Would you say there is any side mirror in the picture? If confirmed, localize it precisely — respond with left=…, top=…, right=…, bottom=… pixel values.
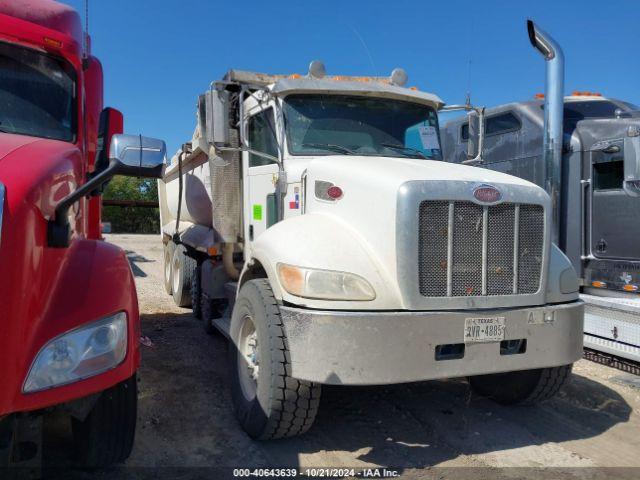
left=467, top=112, right=480, bottom=159
left=205, top=88, right=230, bottom=146
left=464, top=108, right=485, bottom=165
left=623, top=136, right=640, bottom=197
left=109, top=134, right=166, bottom=179
left=48, top=133, right=167, bottom=247
left=95, top=107, right=124, bottom=174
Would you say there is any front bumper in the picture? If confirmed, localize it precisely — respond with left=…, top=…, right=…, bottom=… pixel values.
left=280, top=301, right=584, bottom=385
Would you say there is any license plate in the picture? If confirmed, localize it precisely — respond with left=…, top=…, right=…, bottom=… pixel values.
left=464, top=316, right=506, bottom=343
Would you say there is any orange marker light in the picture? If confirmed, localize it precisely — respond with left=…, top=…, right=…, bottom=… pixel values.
left=571, top=90, right=603, bottom=97
left=278, top=264, right=305, bottom=296
left=534, top=93, right=545, bottom=99
left=43, top=37, right=63, bottom=48
left=623, top=284, right=638, bottom=292
left=591, top=281, right=607, bottom=288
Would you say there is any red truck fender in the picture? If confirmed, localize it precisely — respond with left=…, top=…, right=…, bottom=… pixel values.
left=7, top=239, right=140, bottom=414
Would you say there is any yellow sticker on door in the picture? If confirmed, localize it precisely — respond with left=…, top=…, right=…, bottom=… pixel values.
left=253, top=204, right=263, bottom=221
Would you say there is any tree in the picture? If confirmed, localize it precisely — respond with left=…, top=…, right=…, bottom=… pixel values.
left=102, top=177, right=160, bottom=233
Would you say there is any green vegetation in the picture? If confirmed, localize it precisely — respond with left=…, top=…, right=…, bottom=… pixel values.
left=102, top=177, right=160, bottom=233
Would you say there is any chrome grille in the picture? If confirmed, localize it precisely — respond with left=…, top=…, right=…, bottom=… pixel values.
left=487, top=204, right=515, bottom=295
left=518, top=204, right=545, bottom=294
left=418, top=201, right=544, bottom=297
left=418, top=201, right=449, bottom=296
left=451, top=203, right=483, bottom=296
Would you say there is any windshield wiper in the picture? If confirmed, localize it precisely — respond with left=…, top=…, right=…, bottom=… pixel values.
left=302, top=143, right=355, bottom=155
left=380, top=143, right=428, bottom=159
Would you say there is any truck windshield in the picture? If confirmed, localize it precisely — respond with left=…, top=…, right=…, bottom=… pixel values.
left=283, top=94, right=442, bottom=159
left=0, top=42, right=76, bottom=142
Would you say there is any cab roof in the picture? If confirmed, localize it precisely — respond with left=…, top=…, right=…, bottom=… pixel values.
left=222, top=69, right=445, bottom=109
left=0, top=0, right=82, bottom=44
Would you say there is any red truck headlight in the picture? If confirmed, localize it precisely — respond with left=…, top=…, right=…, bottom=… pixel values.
left=23, top=312, right=128, bottom=393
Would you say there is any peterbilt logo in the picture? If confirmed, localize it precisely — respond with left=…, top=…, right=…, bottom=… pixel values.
left=473, top=184, right=502, bottom=203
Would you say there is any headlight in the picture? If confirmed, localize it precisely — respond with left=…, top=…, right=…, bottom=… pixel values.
left=23, top=312, right=127, bottom=393
left=277, top=263, right=376, bottom=301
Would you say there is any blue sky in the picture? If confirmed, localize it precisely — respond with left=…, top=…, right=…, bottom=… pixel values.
left=64, top=0, right=640, bottom=155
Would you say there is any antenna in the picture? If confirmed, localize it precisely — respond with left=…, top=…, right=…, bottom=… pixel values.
left=465, top=12, right=475, bottom=106
left=83, top=0, right=89, bottom=59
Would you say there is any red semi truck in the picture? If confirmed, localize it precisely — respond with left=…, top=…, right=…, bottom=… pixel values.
left=0, top=1, right=165, bottom=468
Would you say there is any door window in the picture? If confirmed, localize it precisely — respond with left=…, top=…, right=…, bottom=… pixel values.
left=461, top=112, right=521, bottom=141
left=248, top=108, right=278, bottom=167
left=593, top=141, right=624, bottom=190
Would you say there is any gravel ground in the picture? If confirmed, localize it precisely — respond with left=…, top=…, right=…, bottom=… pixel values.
left=45, top=234, right=640, bottom=479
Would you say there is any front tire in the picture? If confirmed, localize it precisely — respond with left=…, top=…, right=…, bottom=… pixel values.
left=72, top=375, right=137, bottom=467
left=229, top=279, right=321, bottom=439
left=469, top=364, right=572, bottom=405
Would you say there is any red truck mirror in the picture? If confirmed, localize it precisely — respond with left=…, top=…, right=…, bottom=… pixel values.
left=95, top=107, right=124, bottom=174
left=48, top=128, right=166, bottom=248
left=108, top=134, right=166, bottom=179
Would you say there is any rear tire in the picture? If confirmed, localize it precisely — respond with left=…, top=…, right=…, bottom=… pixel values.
left=163, top=241, right=175, bottom=295
left=191, top=263, right=202, bottom=319
left=469, top=364, right=572, bottom=405
left=172, top=245, right=195, bottom=307
left=201, top=292, right=221, bottom=335
left=229, top=279, right=321, bottom=439
left=72, top=375, right=137, bottom=467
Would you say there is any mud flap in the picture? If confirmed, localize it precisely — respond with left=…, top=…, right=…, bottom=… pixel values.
left=0, top=414, right=42, bottom=478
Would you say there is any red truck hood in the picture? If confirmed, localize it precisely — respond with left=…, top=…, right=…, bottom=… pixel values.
left=0, top=132, right=82, bottom=219
left=0, top=133, right=41, bottom=162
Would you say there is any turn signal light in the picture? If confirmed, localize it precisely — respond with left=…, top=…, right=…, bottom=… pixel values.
left=591, top=281, right=607, bottom=288
left=43, top=37, right=63, bottom=48
left=315, top=180, right=344, bottom=201
left=534, top=93, right=545, bottom=99
left=327, top=186, right=343, bottom=199
left=623, top=284, right=638, bottom=292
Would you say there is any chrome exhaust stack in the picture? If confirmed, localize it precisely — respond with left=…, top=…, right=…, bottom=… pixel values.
left=527, top=20, right=564, bottom=244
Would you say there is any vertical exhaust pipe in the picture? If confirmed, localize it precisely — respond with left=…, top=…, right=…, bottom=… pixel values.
left=527, top=20, right=564, bottom=244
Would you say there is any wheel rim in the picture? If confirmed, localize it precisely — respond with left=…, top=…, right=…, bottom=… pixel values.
left=164, top=248, right=172, bottom=286
left=172, top=254, right=181, bottom=294
left=237, top=314, right=259, bottom=400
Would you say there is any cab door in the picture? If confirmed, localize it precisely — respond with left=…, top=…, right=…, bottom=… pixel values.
left=243, top=105, right=280, bottom=251
left=589, top=139, right=640, bottom=260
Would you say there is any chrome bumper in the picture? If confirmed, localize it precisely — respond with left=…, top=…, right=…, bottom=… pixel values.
left=280, top=301, right=584, bottom=385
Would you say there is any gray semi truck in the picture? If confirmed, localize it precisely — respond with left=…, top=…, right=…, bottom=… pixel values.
left=442, top=22, right=640, bottom=369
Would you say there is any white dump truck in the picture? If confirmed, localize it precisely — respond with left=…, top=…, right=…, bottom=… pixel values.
left=158, top=22, right=583, bottom=439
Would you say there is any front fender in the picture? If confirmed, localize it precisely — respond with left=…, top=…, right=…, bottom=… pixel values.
left=546, top=243, right=580, bottom=304
left=9, top=239, right=140, bottom=414
left=246, top=212, right=404, bottom=310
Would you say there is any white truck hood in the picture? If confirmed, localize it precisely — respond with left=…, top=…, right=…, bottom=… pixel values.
left=302, top=155, right=536, bottom=190
left=295, top=154, right=550, bottom=309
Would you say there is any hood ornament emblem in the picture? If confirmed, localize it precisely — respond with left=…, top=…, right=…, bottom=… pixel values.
left=473, top=184, right=502, bottom=204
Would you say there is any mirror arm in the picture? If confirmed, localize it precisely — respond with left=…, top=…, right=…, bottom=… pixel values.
left=48, top=161, right=119, bottom=248
left=215, top=145, right=282, bottom=166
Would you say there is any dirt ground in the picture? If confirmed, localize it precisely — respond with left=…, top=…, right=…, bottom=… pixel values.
left=46, top=234, right=640, bottom=479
